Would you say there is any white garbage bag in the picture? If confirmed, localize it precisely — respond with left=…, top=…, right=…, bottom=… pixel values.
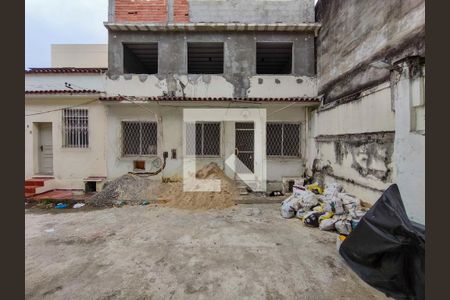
left=281, top=202, right=296, bottom=219
left=280, top=195, right=302, bottom=218
left=319, top=216, right=338, bottom=231
left=299, top=191, right=319, bottom=210
left=339, top=193, right=361, bottom=213
left=323, top=196, right=345, bottom=215
left=335, top=217, right=353, bottom=235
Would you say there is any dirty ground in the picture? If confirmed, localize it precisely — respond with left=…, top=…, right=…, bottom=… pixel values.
left=25, top=204, right=388, bottom=300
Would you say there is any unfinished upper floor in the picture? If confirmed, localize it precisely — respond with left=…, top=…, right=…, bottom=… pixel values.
left=107, top=0, right=315, bottom=24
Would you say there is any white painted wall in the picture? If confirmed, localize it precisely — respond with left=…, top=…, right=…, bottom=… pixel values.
left=314, top=83, right=395, bottom=136
left=25, top=73, right=105, bottom=92
left=25, top=98, right=108, bottom=189
left=393, top=63, right=425, bottom=224
left=51, top=44, right=108, bottom=68
left=105, top=102, right=312, bottom=186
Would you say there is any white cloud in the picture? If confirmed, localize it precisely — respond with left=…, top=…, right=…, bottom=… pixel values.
left=25, top=0, right=108, bottom=68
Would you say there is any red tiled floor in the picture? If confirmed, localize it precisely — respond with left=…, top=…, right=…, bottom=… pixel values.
left=28, top=190, right=94, bottom=201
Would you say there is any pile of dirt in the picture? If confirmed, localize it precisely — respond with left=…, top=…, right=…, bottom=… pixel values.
left=159, top=162, right=237, bottom=210
left=87, top=174, right=161, bottom=207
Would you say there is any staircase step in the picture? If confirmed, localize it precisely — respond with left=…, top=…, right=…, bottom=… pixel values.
left=25, top=180, right=45, bottom=187
left=25, top=186, right=36, bottom=193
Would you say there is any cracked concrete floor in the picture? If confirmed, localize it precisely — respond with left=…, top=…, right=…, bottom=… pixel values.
left=25, top=204, right=387, bottom=300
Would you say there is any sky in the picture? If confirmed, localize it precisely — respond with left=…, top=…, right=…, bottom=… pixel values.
left=25, top=0, right=319, bottom=69
left=25, top=0, right=108, bottom=68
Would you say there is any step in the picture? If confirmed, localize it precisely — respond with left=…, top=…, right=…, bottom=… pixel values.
left=25, top=186, right=36, bottom=193
left=25, top=193, right=35, bottom=199
left=25, top=179, right=45, bottom=187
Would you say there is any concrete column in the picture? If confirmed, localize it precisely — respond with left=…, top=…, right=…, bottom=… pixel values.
left=392, top=57, right=425, bottom=224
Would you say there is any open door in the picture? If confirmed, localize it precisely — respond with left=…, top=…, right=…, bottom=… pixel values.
left=38, top=123, right=53, bottom=175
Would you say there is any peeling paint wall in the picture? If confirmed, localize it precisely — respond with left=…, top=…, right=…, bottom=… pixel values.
left=307, top=84, right=395, bottom=203
left=105, top=74, right=317, bottom=98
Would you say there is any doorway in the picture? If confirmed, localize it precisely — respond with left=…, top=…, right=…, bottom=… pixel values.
left=235, top=122, right=255, bottom=174
left=37, top=123, right=53, bottom=175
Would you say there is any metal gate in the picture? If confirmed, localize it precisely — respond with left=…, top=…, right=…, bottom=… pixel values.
left=235, top=122, right=254, bottom=173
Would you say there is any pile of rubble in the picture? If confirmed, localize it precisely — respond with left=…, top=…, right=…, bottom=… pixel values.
left=281, top=181, right=369, bottom=235
left=87, top=174, right=161, bottom=207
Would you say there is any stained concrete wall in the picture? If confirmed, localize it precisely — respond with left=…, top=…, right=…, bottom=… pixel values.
left=108, top=31, right=315, bottom=98
left=310, top=0, right=425, bottom=213
left=316, top=0, right=425, bottom=103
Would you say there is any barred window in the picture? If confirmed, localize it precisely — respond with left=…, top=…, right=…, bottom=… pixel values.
left=266, top=123, right=300, bottom=157
left=62, top=108, right=89, bottom=148
left=185, top=122, right=221, bottom=156
left=122, top=121, right=157, bottom=156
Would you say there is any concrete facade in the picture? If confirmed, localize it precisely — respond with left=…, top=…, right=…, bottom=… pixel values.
left=107, top=31, right=316, bottom=98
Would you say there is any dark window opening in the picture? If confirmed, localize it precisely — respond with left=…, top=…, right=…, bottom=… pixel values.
left=185, top=122, right=221, bottom=156
left=85, top=181, right=97, bottom=193
left=257, top=42, right=293, bottom=74
left=123, top=43, right=158, bottom=74
left=188, top=42, right=224, bottom=74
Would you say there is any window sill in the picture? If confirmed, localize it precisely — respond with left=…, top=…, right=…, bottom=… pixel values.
left=61, top=147, right=91, bottom=151
left=267, top=156, right=302, bottom=160
left=120, top=155, right=159, bottom=160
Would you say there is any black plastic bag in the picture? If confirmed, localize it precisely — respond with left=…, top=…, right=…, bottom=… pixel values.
left=339, top=184, right=425, bottom=300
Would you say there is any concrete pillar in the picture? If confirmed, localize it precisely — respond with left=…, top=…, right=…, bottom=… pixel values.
left=392, top=57, right=425, bottom=224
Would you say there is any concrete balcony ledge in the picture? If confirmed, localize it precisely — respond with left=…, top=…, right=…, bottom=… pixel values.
left=104, top=22, right=322, bottom=36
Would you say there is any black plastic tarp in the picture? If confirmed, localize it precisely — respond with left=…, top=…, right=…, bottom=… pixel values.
left=339, top=184, right=425, bottom=300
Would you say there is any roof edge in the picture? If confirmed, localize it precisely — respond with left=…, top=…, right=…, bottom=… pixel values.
left=25, top=68, right=107, bottom=74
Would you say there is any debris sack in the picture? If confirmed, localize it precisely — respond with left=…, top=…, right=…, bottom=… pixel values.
left=339, top=184, right=425, bottom=300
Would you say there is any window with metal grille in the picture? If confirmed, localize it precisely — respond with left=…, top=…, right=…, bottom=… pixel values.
left=266, top=123, right=300, bottom=157
left=185, top=122, right=221, bottom=156
left=62, top=108, right=89, bottom=148
left=122, top=121, right=157, bottom=156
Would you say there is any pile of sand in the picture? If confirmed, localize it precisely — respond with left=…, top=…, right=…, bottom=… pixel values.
left=87, top=174, right=161, bottom=207
left=87, top=163, right=237, bottom=209
left=159, top=162, right=237, bottom=210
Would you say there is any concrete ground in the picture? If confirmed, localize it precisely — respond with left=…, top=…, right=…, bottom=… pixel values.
left=25, top=204, right=387, bottom=300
